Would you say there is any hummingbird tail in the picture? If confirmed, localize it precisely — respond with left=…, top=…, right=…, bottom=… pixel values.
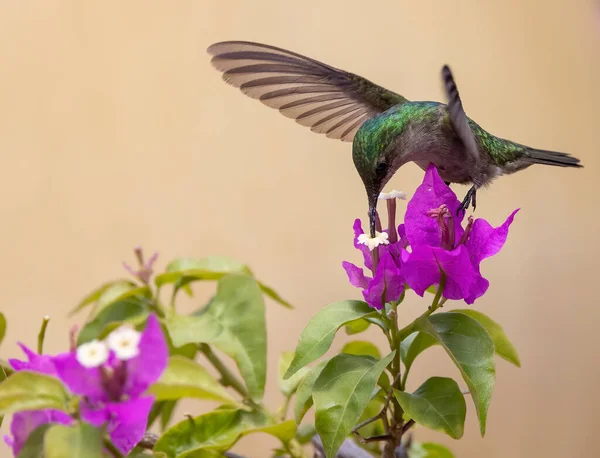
left=526, top=148, right=583, bottom=168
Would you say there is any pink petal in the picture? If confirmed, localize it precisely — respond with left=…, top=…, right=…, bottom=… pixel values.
left=106, top=396, right=155, bottom=455
left=80, top=401, right=110, bottom=427
left=9, top=344, right=57, bottom=376
left=123, top=315, right=168, bottom=398
left=402, top=245, right=476, bottom=300
left=352, top=219, right=373, bottom=270
left=467, top=209, right=520, bottom=266
left=363, top=250, right=405, bottom=310
left=53, top=352, right=106, bottom=401
left=404, top=165, right=464, bottom=248
left=342, top=261, right=370, bottom=289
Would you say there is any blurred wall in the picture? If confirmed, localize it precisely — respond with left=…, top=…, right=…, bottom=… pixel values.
left=0, top=1, right=598, bottom=457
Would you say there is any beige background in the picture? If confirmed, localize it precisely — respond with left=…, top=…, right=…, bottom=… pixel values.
left=0, top=1, right=598, bottom=457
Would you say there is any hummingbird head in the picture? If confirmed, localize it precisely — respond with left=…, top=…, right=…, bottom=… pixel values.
left=352, top=138, right=398, bottom=238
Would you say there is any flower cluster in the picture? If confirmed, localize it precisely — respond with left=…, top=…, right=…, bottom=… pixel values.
left=4, top=314, right=167, bottom=456
left=343, top=164, right=518, bottom=309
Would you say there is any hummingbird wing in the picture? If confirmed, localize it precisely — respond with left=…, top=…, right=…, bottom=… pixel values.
left=442, top=65, right=480, bottom=162
left=207, top=41, right=408, bottom=142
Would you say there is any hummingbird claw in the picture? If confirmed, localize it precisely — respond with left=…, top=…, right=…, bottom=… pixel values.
left=457, top=186, right=477, bottom=215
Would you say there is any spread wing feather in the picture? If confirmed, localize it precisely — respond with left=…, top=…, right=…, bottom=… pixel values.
left=207, top=41, right=408, bottom=142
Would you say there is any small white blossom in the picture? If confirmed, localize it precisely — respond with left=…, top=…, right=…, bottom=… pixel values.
left=76, top=340, right=109, bottom=368
left=357, top=231, right=390, bottom=250
left=378, top=190, right=408, bottom=201
left=107, top=326, right=142, bottom=361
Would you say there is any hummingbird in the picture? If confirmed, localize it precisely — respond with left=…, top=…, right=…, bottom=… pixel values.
left=207, top=41, right=582, bottom=237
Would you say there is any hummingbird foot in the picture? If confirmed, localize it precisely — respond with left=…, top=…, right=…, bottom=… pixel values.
left=458, top=186, right=477, bottom=215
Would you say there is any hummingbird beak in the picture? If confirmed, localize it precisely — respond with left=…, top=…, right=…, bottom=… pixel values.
left=369, top=206, right=377, bottom=238
left=368, top=193, right=378, bottom=238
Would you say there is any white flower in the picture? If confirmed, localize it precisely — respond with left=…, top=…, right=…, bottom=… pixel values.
left=107, top=326, right=142, bottom=361
left=357, top=231, right=390, bottom=250
left=378, top=190, right=408, bottom=201
left=76, top=340, right=109, bottom=368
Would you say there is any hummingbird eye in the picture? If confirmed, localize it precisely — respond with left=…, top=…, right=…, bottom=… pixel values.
left=376, top=161, right=388, bottom=175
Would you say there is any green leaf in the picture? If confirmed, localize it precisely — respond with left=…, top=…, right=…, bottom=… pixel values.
left=157, top=256, right=292, bottom=309
left=451, top=309, right=520, bottom=367
left=344, top=318, right=371, bottom=335
left=156, top=256, right=251, bottom=289
left=241, top=419, right=297, bottom=442
left=16, top=424, right=53, bottom=458
left=165, top=274, right=267, bottom=402
left=355, top=396, right=385, bottom=440
left=0, top=312, right=6, bottom=348
left=154, top=409, right=243, bottom=457
left=127, top=449, right=169, bottom=458
left=394, top=377, right=466, bottom=439
left=93, top=283, right=151, bottom=318
left=294, top=360, right=328, bottom=423
left=0, top=371, right=69, bottom=415
left=313, top=352, right=395, bottom=458
left=341, top=341, right=381, bottom=359
left=278, top=352, right=310, bottom=397
left=400, top=332, right=438, bottom=372
left=296, top=423, right=316, bottom=444
left=44, top=423, right=103, bottom=458
left=160, top=400, right=178, bottom=431
left=284, top=300, right=374, bottom=379
left=410, top=442, right=455, bottom=458
left=68, top=279, right=134, bottom=317
left=77, top=296, right=149, bottom=345
left=148, top=356, right=239, bottom=406
left=155, top=409, right=294, bottom=457
left=257, top=282, right=293, bottom=309
left=414, top=313, right=495, bottom=436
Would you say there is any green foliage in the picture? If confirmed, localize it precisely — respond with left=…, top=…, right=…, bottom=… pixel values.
left=154, top=409, right=296, bottom=457
left=3, top=244, right=521, bottom=458
left=16, top=424, right=53, bottom=458
left=394, top=377, right=466, bottom=439
left=452, top=309, right=521, bottom=367
left=344, top=318, right=371, bottom=335
left=341, top=341, right=381, bottom=359
left=17, top=422, right=103, bottom=458
left=0, top=371, right=69, bottom=415
left=278, top=352, right=310, bottom=397
left=77, top=291, right=150, bottom=345
left=294, top=360, right=329, bottom=423
left=149, top=356, right=240, bottom=406
left=154, top=409, right=243, bottom=456
left=313, top=352, right=395, bottom=458
left=284, top=300, right=375, bottom=379
left=355, top=397, right=385, bottom=454
left=156, top=256, right=292, bottom=308
left=166, top=274, right=267, bottom=402
left=409, top=442, right=455, bottom=458
left=414, top=313, right=495, bottom=436
left=0, top=312, right=6, bottom=348
left=44, top=423, right=103, bottom=458
left=400, top=331, right=438, bottom=374
left=295, top=423, right=316, bottom=444
left=68, top=279, right=135, bottom=317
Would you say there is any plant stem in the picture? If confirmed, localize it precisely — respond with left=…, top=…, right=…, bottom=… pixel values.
left=198, top=343, right=250, bottom=400
left=37, top=316, right=50, bottom=354
left=395, top=275, right=447, bottom=343
left=279, top=395, right=292, bottom=422
left=198, top=343, right=303, bottom=458
left=103, top=437, right=123, bottom=458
